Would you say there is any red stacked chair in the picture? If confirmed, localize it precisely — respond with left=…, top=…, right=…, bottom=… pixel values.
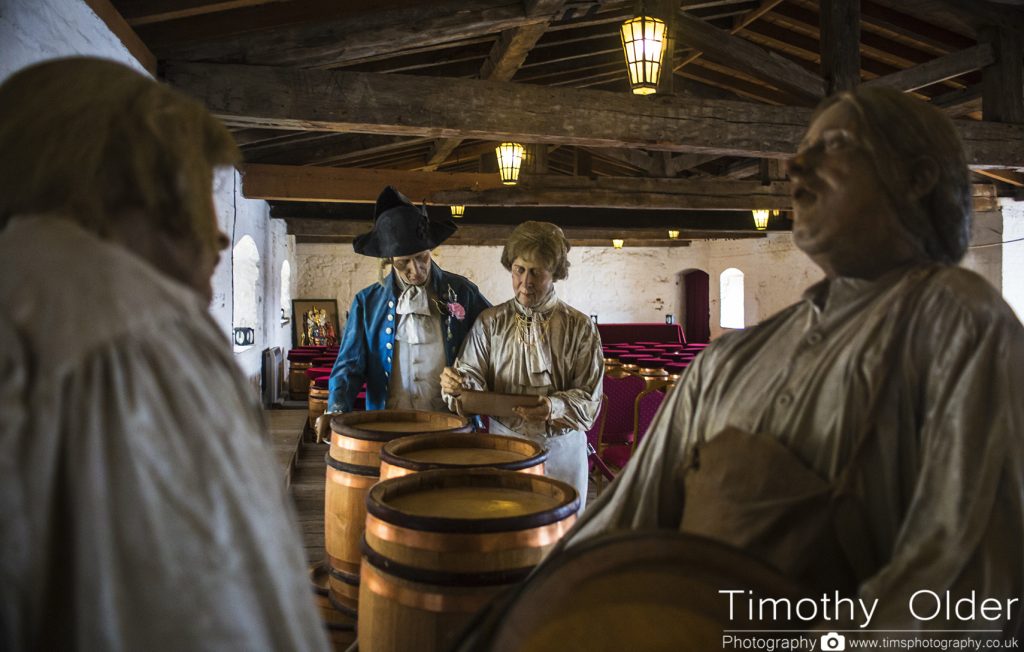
left=596, top=374, right=646, bottom=457
left=617, top=353, right=648, bottom=372
left=601, top=387, right=667, bottom=471
left=664, top=361, right=690, bottom=381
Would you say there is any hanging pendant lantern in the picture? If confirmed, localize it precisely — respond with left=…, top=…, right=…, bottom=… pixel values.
left=612, top=238, right=625, bottom=249
left=620, top=12, right=667, bottom=95
left=450, top=205, right=465, bottom=218
left=495, top=142, right=525, bottom=185
left=752, top=209, right=770, bottom=230
left=667, top=229, right=680, bottom=239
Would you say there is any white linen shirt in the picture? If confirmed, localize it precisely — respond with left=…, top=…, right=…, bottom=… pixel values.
left=0, top=216, right=328, bottom=651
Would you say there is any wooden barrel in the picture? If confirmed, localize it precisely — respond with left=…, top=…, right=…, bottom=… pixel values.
left=289, top=360, right=313, bottom=399
left=308, top=563, right=357, bottom=650
left=308, top=384, right=329, bottom=428
left=379, top=432, right=547, bottom=480
left=358, top=469, right=579, bottom=652
left=325, top=410, right=471, bottom=616
left=458, top=531, right=808, bottom=652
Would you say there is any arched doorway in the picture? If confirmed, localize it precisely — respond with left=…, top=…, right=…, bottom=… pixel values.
left=680, top=269, right=710, bottom=343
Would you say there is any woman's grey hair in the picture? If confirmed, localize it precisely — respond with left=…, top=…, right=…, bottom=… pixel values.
left=501, top=221, right=571, bottom=281
left=814, top=85, right=972, bottom=264
left=0, top=57, right=239, bottom=249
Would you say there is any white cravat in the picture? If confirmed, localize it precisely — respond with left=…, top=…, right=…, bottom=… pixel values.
left=395, top=284, right=432, bottom=343
left=388, top=278, right=447, bottom=411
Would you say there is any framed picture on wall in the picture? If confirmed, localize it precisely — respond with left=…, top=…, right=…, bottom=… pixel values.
left=292, top=299, right=340, bottom=347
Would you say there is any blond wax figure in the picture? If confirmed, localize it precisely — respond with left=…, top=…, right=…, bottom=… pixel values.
left=0, top=59, right=327, bottom=651
left=441, top=221, right=603, bottom=508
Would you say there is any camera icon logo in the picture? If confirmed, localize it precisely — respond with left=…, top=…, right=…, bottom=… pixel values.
left=820, top=632, right=846, bottom=650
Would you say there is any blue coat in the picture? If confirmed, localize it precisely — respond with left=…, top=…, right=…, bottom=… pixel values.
left=327, top=263, right=490, bottom=412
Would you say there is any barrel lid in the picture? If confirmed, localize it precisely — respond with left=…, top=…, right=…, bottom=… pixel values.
left=330, top=409, right=470, bottom=442
left=473, top=531, right=809, bottom=652
left=381, top=432, right=548, bottom=472
left=367, top=468, right=578, bottom=533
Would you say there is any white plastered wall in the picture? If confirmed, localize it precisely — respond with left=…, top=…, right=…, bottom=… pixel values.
left=1000, top=199, right=1024, bottom=323
left=294, top=235, right=823, bottom=341
left=1, top=0, right=293, bottom=394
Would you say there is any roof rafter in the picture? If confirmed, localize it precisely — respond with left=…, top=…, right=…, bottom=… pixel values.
left=163, top=62, right=1024, bottom=168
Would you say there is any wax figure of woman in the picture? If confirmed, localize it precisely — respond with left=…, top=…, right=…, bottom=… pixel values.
left=440, top=221, right=603, bottom=508
left=0, top=58, right=327, bottom=651
left=541, top=86, right=1024, bottom=637
left=316, top=187, right=489, bottom=440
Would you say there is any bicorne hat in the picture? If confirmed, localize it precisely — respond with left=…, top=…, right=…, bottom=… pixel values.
left=352, top=186, right=457, bottom=258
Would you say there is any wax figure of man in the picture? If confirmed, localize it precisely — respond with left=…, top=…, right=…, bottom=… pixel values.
left=0, top=58, right=327, bottom=651
left=440, top=221, right=603, bottom=508
left=316, top=187, right=489, bottom=439
left=468, top=86, right=1024, bottom=642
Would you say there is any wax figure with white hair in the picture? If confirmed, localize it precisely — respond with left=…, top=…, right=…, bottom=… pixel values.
left=316, top=186, right=490, bottom=440
left=441, top=221, right=604, bottom=508
left=530, top=86, right=1024, bottom=639
left=0, top=58, right=327, bottom=650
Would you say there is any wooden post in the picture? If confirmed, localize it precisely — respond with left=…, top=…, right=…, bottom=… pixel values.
left=981, top=26, right=1024, bottom=124
left=530, top=144, right=549, bottom=174
left=819, top=0, right=861, bottom=95
left=575, top=148, right=593, bottom=177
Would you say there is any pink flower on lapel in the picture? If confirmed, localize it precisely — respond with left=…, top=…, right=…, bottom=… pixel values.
left=447, top=302, right=466, bottom=321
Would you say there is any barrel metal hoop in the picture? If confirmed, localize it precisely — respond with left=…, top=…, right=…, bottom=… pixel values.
left=361, top=537, right=534, bottom=587
left=324, top=453, right=380, bottom=477
left=378, top=448, right=546, bottom=473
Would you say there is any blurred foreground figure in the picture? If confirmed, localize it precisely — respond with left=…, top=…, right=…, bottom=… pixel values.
left=458, top=86, right=1024, bottom=648
left=570, top=86, right=1024, bottom=636
left=0, top=58, right=327, bottom=651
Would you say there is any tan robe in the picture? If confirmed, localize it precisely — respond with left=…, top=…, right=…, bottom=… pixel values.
left=566, top=264, right=1024, bottom=636
left=0, top=216, right=328, bottom=651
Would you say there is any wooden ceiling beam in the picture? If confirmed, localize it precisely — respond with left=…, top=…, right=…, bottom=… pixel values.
left=863, top=43, right=993, bottom=92
left=865, top=0, right=1024, bottom=39
left=434, top=175, right=793, bottom=210
left=151, top=0, right=534, bottom=67
left=981, top=26, right=1024, bottom=125
left=243, top=163, right=791, bottom=209
left=583, top=148, right=656, bottom=174
left=818, top=0, right=861, bottom=94
left=859, top=0, right=973, bottom=54
left=164, top=62, right=1024, bottom=167
left=83, top=0, right=157, bottom=74
left=674, top=0, right=785, bottom=72
left=120, top=0, right=281, bottom=26
left=422, top=0, right=567, bottom=172
left=240, top=163, right=504, bottom=203
left=286, top=219, right=708, bottom=242
left=296, top=234, right=699, bottom=246
left=739, top=18, right=957, bottom=99
left=673, top=8, right=825, bottom=101
left=771, top=3, right=949, bottom=71
left=677, top=64, right=800, bottom=106
left=272, top=200, right=769, bottom=231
